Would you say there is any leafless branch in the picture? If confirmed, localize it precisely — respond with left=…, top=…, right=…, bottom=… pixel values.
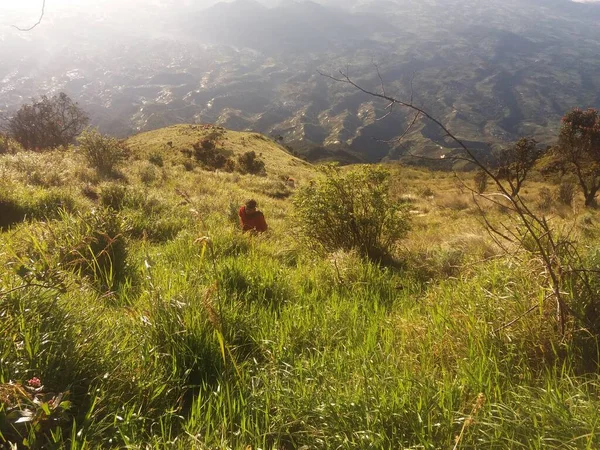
left=12, top=0, right=46, bottom=32
left=494, top=304, right=539, bottom=333
left=408, top=71, right=416, bottom=105
left=375, top=110, right=421, bottom=143
left=319, top=66, right=573, bottom=336
left=373, top=61, right=386, bottom=97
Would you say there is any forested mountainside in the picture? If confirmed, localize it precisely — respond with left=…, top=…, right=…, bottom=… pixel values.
left=2, top=0, right=600, bottom=162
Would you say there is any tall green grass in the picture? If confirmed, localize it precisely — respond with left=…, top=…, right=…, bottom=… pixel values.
left=2, top=141, right=600, bottom=449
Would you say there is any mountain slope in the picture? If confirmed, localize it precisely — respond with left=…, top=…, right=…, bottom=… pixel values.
left=4, top=121, right=600, bottom=448
left=184, top=0, right=386, bottom=52
left=2, top=0, right=600, bottom=163
left=125, top=124, right=314, bottom=180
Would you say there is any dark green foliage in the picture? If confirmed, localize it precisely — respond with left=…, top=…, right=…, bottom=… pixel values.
left=99, top=183, right=145, bottom=211
left=567, top=249, right=600, bottom=364
left=184, top=140, right=235, bottom=172
left=126, top=210, right=185, bottom=242
left=7, top=93, right=89, bottom=150
left=293, top=165, right=410, bottom=261
left=56, top=209, right=131, bottom=293
left=0, top=197, right=26, bottom=230
left=99, top=183, right=130, bottom=210
left=147, top=296, right=224, bottom=389
left=474, top=169, right=488, bottom=194
left=0, top=190, right=76, bottom=230
left=34, top=191, right=77, bottom=219
left=182, top=142, right=265, bottom=175
left=237, top=151, right=266, bottom=175
left=0, top=133, right=8, bottom=154
left=256, top=179, right=292, bottom=199
left=77, top=128, right=127, bottom=176
left=148, top=151, right=164, bottom=167
left=97, top=185, right=185, bottom=242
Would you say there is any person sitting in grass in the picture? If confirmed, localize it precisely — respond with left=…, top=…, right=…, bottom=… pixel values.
left=238, top=199, right=268, bottom=233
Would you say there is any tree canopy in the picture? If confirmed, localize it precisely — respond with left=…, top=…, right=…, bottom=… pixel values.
left=7, top=92, right=89, bottom=150
left=555, top=108, right=600, bottom=207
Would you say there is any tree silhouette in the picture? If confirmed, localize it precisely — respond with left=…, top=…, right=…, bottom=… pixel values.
left=7, top=93, right=89, bottom=150
left=555, top=108, right=600, bottom=207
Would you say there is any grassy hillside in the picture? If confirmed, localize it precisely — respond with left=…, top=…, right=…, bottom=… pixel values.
left=2, top=125, right=600, bottom=449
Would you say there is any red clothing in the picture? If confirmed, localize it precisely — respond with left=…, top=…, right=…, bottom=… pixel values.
left=238, top=206, right=268, bottom=232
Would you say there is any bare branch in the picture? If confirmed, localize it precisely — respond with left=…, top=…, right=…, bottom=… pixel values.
left=375, top=110, right=421, bottom=144
left=494, top=304, right=539, bottom=333
left=12, top=0, right=46, bottom=32
left=372, top=61, right=386, bottom=97
left=318, top=66, right=595, bottom=335
left=408, top=71, right=416, bottom=105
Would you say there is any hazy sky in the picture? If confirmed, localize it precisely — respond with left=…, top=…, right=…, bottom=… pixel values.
left=1, top=0, right=220, bottom=14
left=0, top=0, right=221, bottom=34
left=0, top=0, right=214, bottom=24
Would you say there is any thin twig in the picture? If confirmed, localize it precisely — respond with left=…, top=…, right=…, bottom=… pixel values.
left=374, top=110, right=421, bottom=143
left=494, top=304, right=539, bottom=333
left=12, top=0, right=46, bottom=31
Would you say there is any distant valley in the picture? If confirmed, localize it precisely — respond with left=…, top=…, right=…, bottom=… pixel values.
left=2, top=0, right=600, bottom=163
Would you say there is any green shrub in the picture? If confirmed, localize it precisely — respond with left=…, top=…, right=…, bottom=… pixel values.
left=474, top=169, right=488, bottom=194
left=55, top=209, right=131, bottom=293
left=0, top=292, right=88, bottom=446
left=219, top=258, right=291, bottom=309
left=1, top=151, right=69, bottom=187
left=254, top=179, right=292, bottom=199
left=0, top=133, right=23, bottom=154
left=125, top=210, right=185, bottom=242
left=187, top=140, right=233, bottom=171
left=237, top=151, right=266, bottom=175
left=0, top=197, right=27, bottom=230
left=0, top=189, right=76, bottom=230
left=99, top=183, right=148, bottom=211
left=33, top=190, right=77, bottom=219
left=137, top=161, right=162, bottom=185
left=293, top=165, right=411, bottom=261
left=99, top=183, right=129, bottom=210
left=148, top=150, right=164, bottom=167
left=77, top=128, right=127, bottom=176
left=419, top=186, right=435, bottom=198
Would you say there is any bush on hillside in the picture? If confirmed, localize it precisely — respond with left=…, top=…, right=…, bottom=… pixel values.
left=494, top=137, right=543, bottom=197
left=7, top=92, right=89, bottom=150
left=553, top=108, right=600, bottom=207
left=187, top=140, right=234, bottom=172
left=237, top=151, right=266, bottom=175
left=0, top=189, right=77, bottom=230
left=0, top=197, right=26, bottom=231
left=99, top=184, right=132, bottom=210
left=77, top=128, right=127, bottom=176
left=182, top=142, right=266, bottom=175
left=0, top=133, right=24, bottom=154
left=293, top=165, right=410, bottom=261
left=474, top=169, right=488, bottom=194
left=56, top=209, right=131, bottom=294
